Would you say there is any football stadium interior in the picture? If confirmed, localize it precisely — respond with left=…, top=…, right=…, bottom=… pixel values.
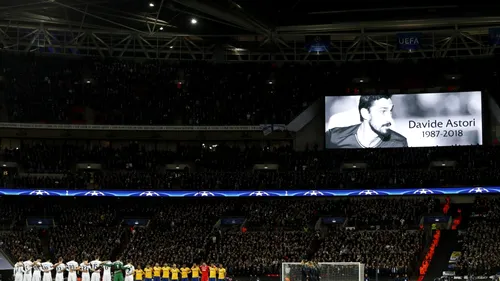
left=1, top=2, right=500, bottom=281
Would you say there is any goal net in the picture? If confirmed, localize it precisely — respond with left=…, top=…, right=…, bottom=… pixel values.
left=282, top=262, right=364, bottom=281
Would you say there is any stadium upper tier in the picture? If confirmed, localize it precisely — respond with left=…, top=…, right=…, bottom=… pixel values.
left=0, top=142, right=497, bottom=190
left=0, top=54, right=498, bottom=125
left=1, top=55, right=324, bottom=125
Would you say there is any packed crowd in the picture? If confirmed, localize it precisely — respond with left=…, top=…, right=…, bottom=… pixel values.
left=1, top=55, right=329, bottom=125
left=48, top=204, right=123, bottom=261
left=0, top=229, right=43, bottom=261
left=455, top=198, right=500, bottom=276
left=315, top=230, right=422, bottom=276
left=2, top=54, right=498, bottom=126
left=1, top=143, right=500, bottom=190
left=344, top=198, right=438, bottom=229
left=215, top=230, right=313, bottom=276
left=242, top=198, right=436, bottom=230
left=49, top=224, right=123, bottom=262
left=0, top=197, right=433, bottom=277
left=7, top=167, right=500, bottom=190
left=0, top=199, right=26, bottom=230
left=122, top=201, right=231, bottom=267
left=455, top=220, right=499, bottom=276
left=116, top=198, right=433, bottom=276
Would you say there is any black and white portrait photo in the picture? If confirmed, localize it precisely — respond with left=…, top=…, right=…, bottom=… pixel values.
left=325, top=92, right=483, bottom=149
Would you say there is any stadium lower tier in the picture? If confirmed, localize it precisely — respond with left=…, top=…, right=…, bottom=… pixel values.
left=0, top=195, right=487, bottom=280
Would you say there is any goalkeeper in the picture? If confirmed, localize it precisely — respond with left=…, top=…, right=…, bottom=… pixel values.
left=102, top=260, right=125, bottom=281
left=312, top=262, right=320, bottom=281
left=301, top=261, right=309, bottom=281
left=308, top=262, right=318, bottom=281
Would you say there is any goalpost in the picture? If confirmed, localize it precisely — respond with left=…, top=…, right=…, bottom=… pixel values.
left=282, top=262, right=364, bottom=281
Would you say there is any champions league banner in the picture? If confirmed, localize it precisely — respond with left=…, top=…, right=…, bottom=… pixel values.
left=0, top=187, right=496, bottom=197
left=325, top=91, right=483, bottom=149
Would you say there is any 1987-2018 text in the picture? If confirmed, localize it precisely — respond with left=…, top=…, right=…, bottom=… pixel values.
left=422, top=130, right=464, bottom=138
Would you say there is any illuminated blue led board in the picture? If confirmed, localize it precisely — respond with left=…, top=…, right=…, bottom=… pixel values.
left=0, top=187, right=495, bottom=197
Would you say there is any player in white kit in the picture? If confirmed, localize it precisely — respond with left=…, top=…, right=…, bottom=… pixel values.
left=66, top=260, right=78, bottom=281
left=102, top=261, right=112, bottom=281
left=124, top=261, right=135, bottom=281
left=41, top=260, right=54, bottom=281
left=14, top=258, right=25, bottom=281
left=55, top=258, right=66, bottom=281
left=32, top=259, right=42, bottom=281
left=80, top=259, right=91, bottom=281
left=23, top=258, right=34, bottom=281
left=90, top=257, right=102, bottom=281
left=67, top=259, right=79, bottom=281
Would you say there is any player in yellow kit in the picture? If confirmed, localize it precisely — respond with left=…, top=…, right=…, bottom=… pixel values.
left=209, top=264, right=217, bottom=281
left=144, top=265, right=153, bottom=281
left=217, top=265, right=225, bottom=281
left=135, top=266, right=144, bottom=281
left=170, top=265, right=180, bottom=281
left=161, top=264, right=170, bottom=281
left=153, top=264, right=162, bottom=281
left=191, top=264, right=200, bottom=281
left=180, top=264, right=190, bottom=281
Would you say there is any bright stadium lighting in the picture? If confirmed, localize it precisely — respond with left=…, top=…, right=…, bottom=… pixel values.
left=191, top=18, right=197, bottom=24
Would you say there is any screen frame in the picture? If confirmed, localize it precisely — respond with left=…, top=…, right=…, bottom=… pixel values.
left=323, top=91, right=484, bottom=149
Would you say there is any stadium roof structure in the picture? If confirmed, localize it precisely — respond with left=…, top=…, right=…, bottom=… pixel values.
left=1, top=1, right=500, bottom=61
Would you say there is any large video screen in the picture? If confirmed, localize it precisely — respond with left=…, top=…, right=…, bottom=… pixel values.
left=325, top=92, right=483, bottom=149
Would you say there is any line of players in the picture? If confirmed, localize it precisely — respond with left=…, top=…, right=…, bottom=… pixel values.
left=13, top=257, right=228, bottom=281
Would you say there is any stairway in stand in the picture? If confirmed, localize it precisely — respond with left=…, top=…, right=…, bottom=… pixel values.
left=40, top=229, right=51, bottom=259
left=111, top=228, right=132, bottom=260
left=307, top=234, right=321, bottom=260
left=0, top=89, right=9, bottom=122
left=422, top=230, right=458, bottom=281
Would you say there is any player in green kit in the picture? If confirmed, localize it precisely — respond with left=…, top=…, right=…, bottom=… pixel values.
left=102, top=259, right=125, bottom=281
